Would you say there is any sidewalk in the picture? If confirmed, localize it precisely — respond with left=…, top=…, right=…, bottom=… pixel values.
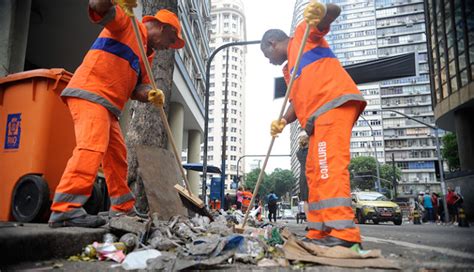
left=0, top=222, right=107, bottom=265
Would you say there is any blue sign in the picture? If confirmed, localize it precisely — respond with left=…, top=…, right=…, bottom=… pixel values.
left=210, top=177, right=221, bottom=200
left=4, top=113, right=21, bottom=150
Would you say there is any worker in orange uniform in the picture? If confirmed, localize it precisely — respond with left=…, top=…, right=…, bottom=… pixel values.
left=241, top=188, right=253, bottom=213
left=261, top=0, right=366, bottom=248
left=49, top=0, right=185, bottom=228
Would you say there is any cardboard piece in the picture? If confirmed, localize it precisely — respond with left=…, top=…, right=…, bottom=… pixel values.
left=136, top=146, right=188, bottom=220
left=282, top=234, right=400, bottom=269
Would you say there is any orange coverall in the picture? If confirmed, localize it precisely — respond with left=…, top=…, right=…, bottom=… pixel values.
left=241, top=190, right=253, bottom=213
left=49, top=6, right=153, bottom=223
left=285, top=21, right=366, bottom=243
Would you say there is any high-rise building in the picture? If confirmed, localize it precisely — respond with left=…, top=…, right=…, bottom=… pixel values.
left=289, top=0, right=440, bottom=195
left=375, top=0, right=438, bottom=194
left=424, top=0, right=474, bottom=217
left=208, top=0, right=247, bottom=192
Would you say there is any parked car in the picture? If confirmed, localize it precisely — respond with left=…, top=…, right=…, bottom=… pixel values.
left=352, top=191, right=402, bottom=225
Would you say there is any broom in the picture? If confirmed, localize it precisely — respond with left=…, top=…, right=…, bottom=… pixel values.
left=235, top=24, right=312, bottom=233
left=124, top=7, right=212, bottom=220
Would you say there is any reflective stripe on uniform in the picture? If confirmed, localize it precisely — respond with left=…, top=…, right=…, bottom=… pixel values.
left=53, top=192, right=90, bottom=205
left=308, top=197, right=352, bottom=211
left=307, top=219, right=356, bottom=231
left=90, top=37, right=140, bottom=75
left=290, top=47, right=336, bottom=78
left=304, top=93, right=366, bottom=135
left=97, top=6, right=116, bottom=27
left=61, top=88, right=122, bottom=117
left=49, top=208, right=87, bottom=223
left=110, top=192, right=135, bottom=206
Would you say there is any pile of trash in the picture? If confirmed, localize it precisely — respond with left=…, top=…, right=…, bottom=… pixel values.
left=68, top=210, right=400, bottom=270
left=69, top=210, right=290, bottom=270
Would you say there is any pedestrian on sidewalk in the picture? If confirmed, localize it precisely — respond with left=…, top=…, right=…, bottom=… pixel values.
left=49, top=0, right=185, bottom=228
left=267, top=191, right=278, bottom=222
left=431, top=192, right=439, bottom=222
left=447, top=187, right=460, bottom=224
left=297, top=200, right=306, bottom=224
left=423, top=190, right=434, bottom=222
left=236, top=186, right=243, bottom=211
left=261, top=0, right=366, bottom=248
left=224, top=193, right=232, bottom=211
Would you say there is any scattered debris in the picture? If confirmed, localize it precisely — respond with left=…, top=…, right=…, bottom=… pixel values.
left=120, top=249, right=161, bottom=270
left=65, top=210, right=399, bottom=270
left=109, top=216, right=149, bottom=234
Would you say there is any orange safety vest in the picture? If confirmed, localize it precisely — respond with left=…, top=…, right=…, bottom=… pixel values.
left=242, top=191, right=253, bottom=208
left=62, top=6, right=154, bottom=118
left=284, top=21, right=366, bottom=135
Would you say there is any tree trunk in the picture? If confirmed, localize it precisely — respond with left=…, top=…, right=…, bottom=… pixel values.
left=126, top=0, right=178, bottom=213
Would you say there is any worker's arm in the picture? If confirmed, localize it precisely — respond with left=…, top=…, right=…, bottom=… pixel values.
left=131, top=84, right=152, bottom=102
left=270, top=103, right=296, bottom=137
left=283, top=103, right=297, bottom=124
left=302, top=1, right=341, bottom=42
left=89, top=0, right=113, bottom=17
left=317, top=4, right=341, bottom=32
left=88, top=0, right=135, bottom=31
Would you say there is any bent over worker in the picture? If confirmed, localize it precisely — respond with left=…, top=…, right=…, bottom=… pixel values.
left=49, top=0, right=185, bottom=228
left=261, top=0, right=366, bottom=247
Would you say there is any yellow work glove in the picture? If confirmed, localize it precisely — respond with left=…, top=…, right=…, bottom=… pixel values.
left=148, top=89, right=165, bottom=107
left=270, top=118, right=287, bottom=137
left=115, top=0, right=137, bottom=17
left=304, top=0, right=327, bottom=27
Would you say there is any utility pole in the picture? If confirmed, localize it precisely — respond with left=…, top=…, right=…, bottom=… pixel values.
left=392, top=153, right=397, bottom=198
left=220, top=48, right=230, bottom=207
left=202, top=40, right=261, bottom=204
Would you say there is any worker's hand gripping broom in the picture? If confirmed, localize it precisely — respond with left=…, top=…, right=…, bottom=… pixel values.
left=236, top=25, right=312, bottom=232
left=121, top=5, right=209, bottom=217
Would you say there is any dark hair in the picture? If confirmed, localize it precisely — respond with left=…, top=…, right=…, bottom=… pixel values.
left=261, top=29, right=289, bottom=49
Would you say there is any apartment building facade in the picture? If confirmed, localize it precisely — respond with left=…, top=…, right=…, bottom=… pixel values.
left=208, top=0, right=247, bottom=192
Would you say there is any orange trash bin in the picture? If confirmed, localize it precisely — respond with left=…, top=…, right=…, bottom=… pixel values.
left=0, top=68, right=75, bottom=222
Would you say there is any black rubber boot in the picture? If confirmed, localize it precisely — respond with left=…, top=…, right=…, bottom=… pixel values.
left=49, top=214, right=106, bottom=228
left=302, top=236, right=362, bottom=249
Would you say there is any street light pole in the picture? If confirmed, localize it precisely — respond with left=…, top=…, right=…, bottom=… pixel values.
left=379, top=109, right=449, bottom=223
left=202, top=40, right=261, bottom=204
left=359, top=115, right=382, bottom=192
left=220, top=48, right=230, bottom=207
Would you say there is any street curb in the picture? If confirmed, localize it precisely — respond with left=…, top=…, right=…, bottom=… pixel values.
left=0, top=223, right=107, bottom=265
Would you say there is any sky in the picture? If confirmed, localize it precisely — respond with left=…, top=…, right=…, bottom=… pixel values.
left=241, top=0, right=296, bottom=173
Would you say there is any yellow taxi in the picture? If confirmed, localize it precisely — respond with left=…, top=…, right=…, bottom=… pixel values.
left=351, top=191, right=402, bottom=225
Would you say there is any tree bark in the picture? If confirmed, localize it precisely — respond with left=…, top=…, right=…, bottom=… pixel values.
left=126, top=0, right=178, bottom=213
